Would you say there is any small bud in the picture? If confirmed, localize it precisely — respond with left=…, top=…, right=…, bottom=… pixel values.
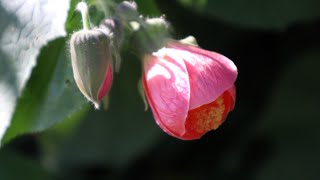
left=70, top=29, right=113, bottom=109
left=145, top=17, right=169, bottom=29
left=99, top=17, right=123, bottom=72
left=99, top=17, right=123, bottom=48
left=134, top=17, right=170, bottom=54
left=115, top=1, right=139, bottom=21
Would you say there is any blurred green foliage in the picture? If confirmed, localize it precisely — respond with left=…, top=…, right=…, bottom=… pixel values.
left=0, top=148, right=52, bottom=180
left=178, top=0, right=320, bottom=29
left=0, top=0, right=320, bottom=180
left=0, top=0, right=71, bottom=145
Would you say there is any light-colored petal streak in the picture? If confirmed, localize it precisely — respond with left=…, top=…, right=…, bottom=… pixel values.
left=143, top=53, right=190, bottom=136
left=167, top=42, right=238, bottom=109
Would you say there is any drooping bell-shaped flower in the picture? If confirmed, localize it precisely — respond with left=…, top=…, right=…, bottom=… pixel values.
left=142, top=40, right=238, bottom=140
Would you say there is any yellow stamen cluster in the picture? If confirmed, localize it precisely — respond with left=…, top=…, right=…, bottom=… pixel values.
left=186, top=95, right=225, bottom=134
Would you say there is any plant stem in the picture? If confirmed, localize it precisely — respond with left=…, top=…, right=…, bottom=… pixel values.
left=76, top=2, right=91, bottom=30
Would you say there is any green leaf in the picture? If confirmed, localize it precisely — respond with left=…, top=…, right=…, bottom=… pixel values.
left=0, top=0, right=71, bottom=144
left=255, top=48, right=320, bottom=179
left=56, top=52, right=161, bottom=169
left=2, top=39, right=88, bottom=145
left=177, top=0, right=320, bottom=29
left=39, top=106, right=89, bottom=169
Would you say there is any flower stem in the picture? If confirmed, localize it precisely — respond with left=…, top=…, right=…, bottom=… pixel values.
left=76, top=1, right=91, bottom=30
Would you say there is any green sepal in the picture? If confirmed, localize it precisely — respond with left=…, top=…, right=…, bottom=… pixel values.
left=138, top=78, right=148, bottom=111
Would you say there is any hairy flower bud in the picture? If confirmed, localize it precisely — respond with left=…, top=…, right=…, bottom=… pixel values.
left=115, top=1, right=138, bottom=21
left=145, top=17, right=169, bottom=29
left=99, top=17, right=123, bottom=72
left=70, top=29, right=113, bottom=109
left=99, top=17, right=123, bottom=49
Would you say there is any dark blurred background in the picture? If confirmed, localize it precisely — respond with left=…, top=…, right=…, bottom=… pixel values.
left=1, top=0, right=320, bottom=179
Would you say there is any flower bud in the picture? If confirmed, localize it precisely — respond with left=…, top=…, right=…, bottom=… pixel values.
left=144, top=17, right=170, bottom=46
left=70, top=29, right=113, bottom=109
left=145, top=17, right=169, bottom=29
left=115, top=1, right=139, bottom=21
left=99, top=17, right=123, bottom=72
left=99, top=17, right=123, bottom=49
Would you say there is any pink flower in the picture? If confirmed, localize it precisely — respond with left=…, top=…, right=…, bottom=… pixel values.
left=142, top=40, right=238, bottom=140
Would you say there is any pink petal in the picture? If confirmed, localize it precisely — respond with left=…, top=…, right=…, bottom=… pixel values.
left=143, top=76, right=177, bottom=138
left=143, top=51, right=190, bottom=137
left=98, top=64, right=113, bottom=101
left=167, top=41, right=238, bottom=109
